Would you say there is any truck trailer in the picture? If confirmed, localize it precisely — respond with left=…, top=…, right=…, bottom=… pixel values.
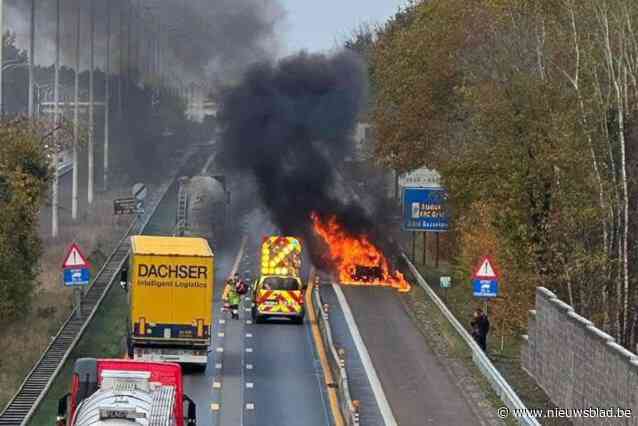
left=123, top=235, right=214, bottom=367
left=56, top=358, right=196, bottom=426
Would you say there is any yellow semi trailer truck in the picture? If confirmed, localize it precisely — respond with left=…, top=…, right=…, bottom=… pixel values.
left=122, top=235, right=214, bottom=368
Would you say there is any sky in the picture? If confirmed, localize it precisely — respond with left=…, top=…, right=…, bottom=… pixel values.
left=277, top=0, right=406, bottom=55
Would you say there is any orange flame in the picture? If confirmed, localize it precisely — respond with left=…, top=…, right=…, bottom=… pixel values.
left=311, top=212, right=410, bottom=292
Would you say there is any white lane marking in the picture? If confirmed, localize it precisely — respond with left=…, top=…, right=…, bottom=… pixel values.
left=246, top=363, right=253, bottom=370
left=246, top=320, right=252, bottom=325
left=216, top=347, right=224, bottom=353
left=213, top=381, right=221, bottom=389
left=246, top=382, right=254, bottom=389
left=216, top=363, right=222, bottom=369
left=245, top=347, right=253, bottom=353
left=218, top=332, right=225, bottom=337
left=219, top=319, right=226, bottom=325
left=245, top=403, right=255, bottom=410
left=211, top=403, right=220, bottom=411
left=245, top=333, right=253, bottom=338
left=332, top=283, right=398, bottom=426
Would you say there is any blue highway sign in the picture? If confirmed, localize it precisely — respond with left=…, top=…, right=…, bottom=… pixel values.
left=64, top=267, right=90, bottom=286
left=473, top=278, right=498, bottom=297
left=402, top=187, right=449, bottom=231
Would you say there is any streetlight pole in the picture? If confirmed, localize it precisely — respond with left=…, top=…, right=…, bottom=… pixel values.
left=52, top=0, right=60, bottom=237
left=127, top=0, right=132, bottom=101
left=28, top=0, right=35, bottom=118
left=118, top=1, right=124, bottom=117
left=0, top=0, right=4, bottom=116
left=72, top=0, right=80, bottom=220
left=88, top=0, right=95, bottom=206
left=103, top=0, right=111, bottom=191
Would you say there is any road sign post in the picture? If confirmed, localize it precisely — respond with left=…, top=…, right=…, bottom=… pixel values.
left=62, top=243, right=91, bottom=318
left=440, top=276, right=451, bottom=305
left=471, top=256, right=499, bottom=298
left=422, top=232, right=427, bottom=265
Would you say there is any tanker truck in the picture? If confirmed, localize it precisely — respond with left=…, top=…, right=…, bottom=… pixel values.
left=177, top=175, right=229, bottom=247
left=55, top=358, right=196, bottom=425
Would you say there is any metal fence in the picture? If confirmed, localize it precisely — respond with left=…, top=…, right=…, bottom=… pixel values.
left=311, top=285, right=360, bottom=426
left=402, top=254, right=540, bottom=426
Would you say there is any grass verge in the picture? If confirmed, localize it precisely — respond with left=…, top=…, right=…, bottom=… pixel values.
left=403, top=234, right=571, bottom=426
left=28, top=280, right=128, bottom=425
left=0, top=189, right=129, bottom=411
left=26, top=179, right=179, bottom=425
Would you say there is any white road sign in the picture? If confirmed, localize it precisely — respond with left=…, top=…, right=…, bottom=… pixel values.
left=399, top=167, right=441, bottom=188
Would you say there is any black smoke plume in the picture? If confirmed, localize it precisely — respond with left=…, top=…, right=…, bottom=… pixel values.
left=218, top=51, right=378, bottom=266
left=6, top=0, right=282, bottom=83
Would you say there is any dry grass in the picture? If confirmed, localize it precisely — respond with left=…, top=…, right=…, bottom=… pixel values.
left=0, top=189, right=131, bottom=410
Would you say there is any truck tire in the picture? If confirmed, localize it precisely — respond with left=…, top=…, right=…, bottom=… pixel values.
left=252, top=306, right=264, bottom=324
left=293, top=315, right=304, bottom=325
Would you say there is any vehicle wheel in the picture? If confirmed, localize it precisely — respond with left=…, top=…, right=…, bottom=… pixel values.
left=125, top=337, right=134, bottom=359
left=294, top=315, right=304, bottom=325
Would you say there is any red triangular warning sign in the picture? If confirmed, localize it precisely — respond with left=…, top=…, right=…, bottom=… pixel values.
left=62, top=243, right=91, bottom=269
left=472, top=256, right=498, bottom=279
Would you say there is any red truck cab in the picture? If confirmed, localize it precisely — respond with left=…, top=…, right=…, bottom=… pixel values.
left=56, top=358, right=196, bottom=425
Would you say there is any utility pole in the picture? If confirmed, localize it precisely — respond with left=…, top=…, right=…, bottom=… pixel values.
left=103, top=0, right=110, bottom=191
left=118, top=1, right=124, bottom=117
left=72, top=0, right=80, bottom=220
left=127, top=1, right=132, bottom=101
left=52, top=0, right=60, bottom=237
left=88, top=0, right=94, bottom=206
left=0, top=0, right=4, bottom=116
left=28, top=0, right=35, bottom=117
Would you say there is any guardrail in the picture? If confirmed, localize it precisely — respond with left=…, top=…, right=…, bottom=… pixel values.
left=402, top=254, right=540, bottom=426
left=311, top=285, right=360, bottom=426
left=0, top=146, right=200, bottom=426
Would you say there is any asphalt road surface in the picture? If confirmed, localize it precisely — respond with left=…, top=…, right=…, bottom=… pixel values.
left=183, top=217, right=330, bottom=425
left=341, top=286, right=478, bottom=426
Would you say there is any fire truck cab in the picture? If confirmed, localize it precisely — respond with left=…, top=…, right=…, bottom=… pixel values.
left=251, top=236, right=305, bottom=324
left=56, top=358, right=196, bottom=426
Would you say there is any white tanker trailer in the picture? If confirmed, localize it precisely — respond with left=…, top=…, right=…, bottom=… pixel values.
left=56, top=358, right=196, bottom=426
left=178, top=175, right=228, bottom=247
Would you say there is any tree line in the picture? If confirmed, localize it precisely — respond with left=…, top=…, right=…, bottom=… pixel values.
left=0, top=32, right=210, bottom=322
left=353, top=0, right=638, bottom=349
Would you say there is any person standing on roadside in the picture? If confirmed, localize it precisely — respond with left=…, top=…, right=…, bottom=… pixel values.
left=471, top=308, right=490, bottom=352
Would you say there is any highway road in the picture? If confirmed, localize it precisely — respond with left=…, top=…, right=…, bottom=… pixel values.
left=341, top=286, right=479, bottom=426
left=179, top=157, right=330, bottom=424
left=198, top=228, right=330, bottom=426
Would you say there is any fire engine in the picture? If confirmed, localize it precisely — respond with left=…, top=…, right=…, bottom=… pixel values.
left=56, top=358, right=196, bottom=425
